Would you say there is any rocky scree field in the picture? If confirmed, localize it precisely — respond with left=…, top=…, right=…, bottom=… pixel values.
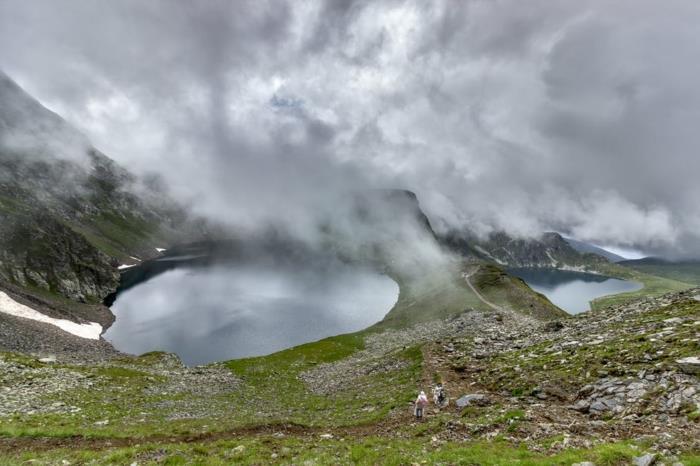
left=0, top=287, right=697, bottom=465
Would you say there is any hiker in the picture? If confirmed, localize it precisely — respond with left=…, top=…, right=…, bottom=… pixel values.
left=433, top=383, right=447, bottom=407
left=414, top=390, right=428, bottom=419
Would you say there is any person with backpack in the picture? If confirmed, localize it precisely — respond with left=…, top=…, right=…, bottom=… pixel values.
left=414, top=390, right=428, bottom=419
left=433, top=382, right=447, bottom=407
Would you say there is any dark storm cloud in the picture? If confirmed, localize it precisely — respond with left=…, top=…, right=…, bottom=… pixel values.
left=1, top=0, right=700, bottom=257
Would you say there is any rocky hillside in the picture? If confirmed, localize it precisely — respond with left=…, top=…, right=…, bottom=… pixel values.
left=0, top=72, right=200, bottom=304
left=0, top=287, right=696, bottom=464
left=619, top=258, right=700, bottom=285
left=443, top=230, right=611, bottom=271
left=565, top=236, right=626, bottom=263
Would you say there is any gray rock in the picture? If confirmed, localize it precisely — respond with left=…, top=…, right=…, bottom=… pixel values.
left=589, top=400, right=608, bottom=412
left=633, top=453, right=657, bottom=466
left=456, top=394, right=490, bottom=408
left=543, top=321, right=564, bottom=332
left=570, top=400, right=590, bottom=413
left=677, top=356, right=700, bottom=375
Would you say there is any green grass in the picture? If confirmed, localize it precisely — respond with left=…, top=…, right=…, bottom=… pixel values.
left=0, top=193, right=31, bottom=215
left=375, top=264, right=488, bottom=329
left=226, top=335, right=423, bottom=427
left=474, top=264, right=568, bottom=319
left=0, top=436, right=690, bottom=465
left=64, top=210, right=164, bottom=262
left=591, top=266, right=692, bottom=310
left=0, top=336, right=421, bottom=439
left=473, top=300, right=700, bottom=395
left=376, top=261, right=567, bottom=330
left=621, top=262, right=700, bottom=285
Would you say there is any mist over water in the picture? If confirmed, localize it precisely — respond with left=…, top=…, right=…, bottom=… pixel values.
left=104, top=262, right=399, bottom=365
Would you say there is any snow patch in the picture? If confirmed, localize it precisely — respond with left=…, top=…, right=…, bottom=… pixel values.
left=155, top=247, right=167, bottom=253
left=129, top=256, right=141, bottom=262
left=545, top=250, right=557, bottom=267
left=0, top=291, right=102, bottom=339
left=118, top=264, right=137, bottom=270
left=473, top=245, right=505, bottom=264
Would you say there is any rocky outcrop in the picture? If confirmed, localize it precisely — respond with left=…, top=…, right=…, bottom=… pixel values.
left=677, top=356, right=700, bottom=375
left=0, top=212, right=118, bottom=302
left=0, top=71, right=205, bottom=307
left=444, top=230, right=610, bottom=270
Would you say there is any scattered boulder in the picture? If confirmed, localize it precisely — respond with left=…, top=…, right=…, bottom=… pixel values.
left=456, top=394, right=490, bottom=408
left=633, top=453, right=657, bottom=466
left=677, top=356, right=700, bottom=375
left=570, top=400, right=590, bottom=413
left=543, top=321, right=564, bottom=332
left=534, top=385, right=569, bottom=401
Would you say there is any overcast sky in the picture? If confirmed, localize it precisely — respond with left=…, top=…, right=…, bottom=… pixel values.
left=1, top=0, right=699, bottom=257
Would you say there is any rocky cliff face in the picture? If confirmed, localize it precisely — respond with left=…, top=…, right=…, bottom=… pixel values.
left=444, top=230, right=610, bottom=270
left=0, top=213, right=118, bottom=302
left=0, top=71, right=201, bottom=303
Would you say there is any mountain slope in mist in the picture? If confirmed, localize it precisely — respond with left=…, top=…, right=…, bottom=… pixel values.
left=442, top=230, right=611, bottom=270
left=564, top=237, right=626, bottom=263
left=0, top=71, right=200, bottom=303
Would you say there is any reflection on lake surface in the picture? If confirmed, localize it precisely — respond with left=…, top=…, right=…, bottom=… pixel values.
left=104, top=262, right=398, bottom=365
left=508, top=268, right=642, bottom=314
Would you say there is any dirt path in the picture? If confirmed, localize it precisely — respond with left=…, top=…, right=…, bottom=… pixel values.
left=462, top=268, right=507, bottom=313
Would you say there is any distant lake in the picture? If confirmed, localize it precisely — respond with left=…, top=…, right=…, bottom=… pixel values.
left=507, top=268, right=642, bottom=314
left=104, top=252, right=398, bottom=366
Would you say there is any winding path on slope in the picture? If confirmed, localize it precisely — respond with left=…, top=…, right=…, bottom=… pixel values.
left=462, top=267, right=507, bottom=313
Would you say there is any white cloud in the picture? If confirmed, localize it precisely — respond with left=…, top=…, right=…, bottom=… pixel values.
left=1, top=0, right=699, bottom=256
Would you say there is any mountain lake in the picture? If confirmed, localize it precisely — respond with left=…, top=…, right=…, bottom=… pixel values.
left=104, top=253, right=399, bottom=365
left=508, top=267, right=642, bottom=314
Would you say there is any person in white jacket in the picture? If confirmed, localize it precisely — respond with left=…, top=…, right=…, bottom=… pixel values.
left=414, top=390, right=428, bottom=419
left=432, top=382, right=447, bottom=407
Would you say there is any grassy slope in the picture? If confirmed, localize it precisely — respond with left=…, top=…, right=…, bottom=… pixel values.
left=4, top=437, right=681, bottom=466
left=475, top=299, right=700, bottom=396
left=375, top=261, right=565, bottom=330
left=472, top=264, right=568, bottom=320
left=0, top=261, right=562, bottom=438
left=0, top=243, right=694, bottom=463
left=620, top=261, right=700, bottom=286
left=591, top=263, right=692, bottom=310
left=227, top=338, right=423, bottom=427
left=65, top=210, right=166, bottom=262
left=0, top=267, right=698, bottom=463
left=2, top=298, right=699, bottom=464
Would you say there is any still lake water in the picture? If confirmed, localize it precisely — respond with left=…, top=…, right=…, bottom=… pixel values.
left=104, top=261, right=399, bottom=365
left=508, top=268, right=642, bottom=314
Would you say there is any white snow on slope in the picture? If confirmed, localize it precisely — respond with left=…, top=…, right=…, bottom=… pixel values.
left=155, top=248, right=166, bottom=253
left=0, top=291, right=102, bottom=339
left=118, top=264, right=136, bottom=270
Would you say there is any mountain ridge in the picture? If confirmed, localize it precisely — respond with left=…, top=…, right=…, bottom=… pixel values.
left=0, top=72, right=205, bottom=305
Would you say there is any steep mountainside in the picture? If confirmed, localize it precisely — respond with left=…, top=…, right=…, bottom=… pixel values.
left=443, top=230, right=610, bottom=270
left=564, top=237, right=626, bottom=262
left=0, top=72, right=201, bottom=303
